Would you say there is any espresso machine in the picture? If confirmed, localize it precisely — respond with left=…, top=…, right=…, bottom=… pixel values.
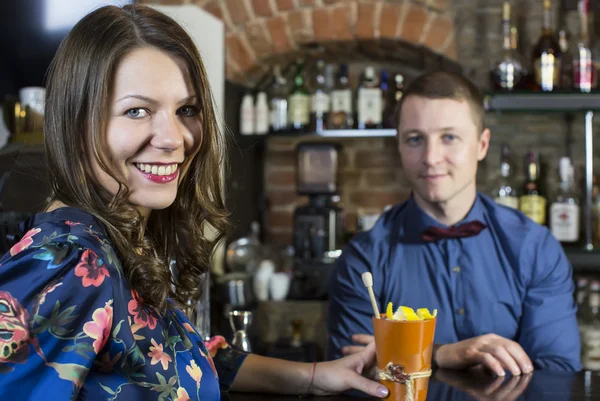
left=289, top=143, right=344, bottom=300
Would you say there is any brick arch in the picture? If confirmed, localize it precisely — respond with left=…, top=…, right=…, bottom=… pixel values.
left=198, top=0, right=457, bottom=84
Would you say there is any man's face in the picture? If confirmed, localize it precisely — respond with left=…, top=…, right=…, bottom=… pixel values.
left=397, top=96, right=490, bottom=207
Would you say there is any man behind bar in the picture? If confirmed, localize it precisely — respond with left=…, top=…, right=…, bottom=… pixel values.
left=327, top=71, right=581, bottom=374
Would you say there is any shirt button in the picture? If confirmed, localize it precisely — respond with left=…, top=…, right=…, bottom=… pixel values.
left=457, top=307, right=465, bottom=315
left=452, top=266, right=461, bottom=273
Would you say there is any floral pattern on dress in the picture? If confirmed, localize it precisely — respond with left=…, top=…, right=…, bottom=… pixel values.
left=0, top=208, right=248, bottom=400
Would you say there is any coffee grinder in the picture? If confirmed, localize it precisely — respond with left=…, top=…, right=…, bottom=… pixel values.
left=289, top=143, right=343, bottom=299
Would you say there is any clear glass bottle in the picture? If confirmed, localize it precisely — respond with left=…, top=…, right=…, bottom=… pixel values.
left=493, top=143, right=519, bottom=209
left=572, top=0, right=597, bottom=92
left=310, top=60, right=330, bottom=134
left=357, top=66, right=383, bottom=129
left=550, top=157, right=580, bottom=245
left=490, top=1, right=526, bottom=91
left=269, top=64, right=288, bottom=132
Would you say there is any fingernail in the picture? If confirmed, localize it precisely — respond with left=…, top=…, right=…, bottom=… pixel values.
left=513, top=369, right=521, bottom=376
left=377, top=386, right=389, bottom=397
left=497, top=370, right=505, bottom=377
left=524, top=364, right=533, bottom=373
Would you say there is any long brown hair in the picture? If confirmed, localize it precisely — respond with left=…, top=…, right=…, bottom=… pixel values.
left=44, top=4, right=229, bottom=313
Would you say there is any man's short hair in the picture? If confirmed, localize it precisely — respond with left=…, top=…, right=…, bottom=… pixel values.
left=395, top=71, right=485, bottom=133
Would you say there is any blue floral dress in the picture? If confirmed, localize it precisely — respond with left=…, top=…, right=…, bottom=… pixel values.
left=0, top=207, right=248, bottom=400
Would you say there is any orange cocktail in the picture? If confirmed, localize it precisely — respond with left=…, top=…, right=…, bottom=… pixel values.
left=372, top=306, right=436, bottom=401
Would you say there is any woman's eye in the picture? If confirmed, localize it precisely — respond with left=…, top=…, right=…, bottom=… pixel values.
left=178, top=106, right=200, bottom=117
left=126, top=108, right=149, bottom=119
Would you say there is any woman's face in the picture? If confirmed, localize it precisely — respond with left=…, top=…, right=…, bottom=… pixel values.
left=93, top=47, right=202, bottom=216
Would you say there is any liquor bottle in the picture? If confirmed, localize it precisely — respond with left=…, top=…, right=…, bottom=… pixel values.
left=572, top=0, right=597, bottom=92
left=520, top=151, right=547, bottom=225
left=288, top=59, right=310, bottom=132
left=490, top=1, right=525, bottom=91
left=255, top=92, right=269, bottom=135
left=558, top=29, right=573, bottom=90
left=240, top=92, right=254, bottom=135
left=269, top=64, right=288, bottom=132
left=380, top=69, right=390, bottom=122
left=357, top=66, right=383, bottom=129
left=310, top=60, right=330, bottom=134
left=532, top=0, right=561, bottom=91
left=383, top=74, right=404, bottom=128
left=492, top=143, right=519, bottom=209
left=328, top=64, right=353, bottom=130
left=550, top=157, right=580, bottom=245
left=580, top=280, right=600, bottom=370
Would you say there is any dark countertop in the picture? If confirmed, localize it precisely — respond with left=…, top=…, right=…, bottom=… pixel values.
left=221, top=368, right=600, bottom=400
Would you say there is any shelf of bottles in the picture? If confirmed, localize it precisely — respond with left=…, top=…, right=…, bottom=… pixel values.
left=238, top=59, right=405, bottom=139
left=488, top=0, right=599, bottom=267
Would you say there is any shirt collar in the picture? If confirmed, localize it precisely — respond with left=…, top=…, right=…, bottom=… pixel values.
left=398, top=193, right=485, bottom=243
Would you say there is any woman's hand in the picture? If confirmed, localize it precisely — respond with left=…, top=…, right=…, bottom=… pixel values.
left=311, top=342, right=389, bottom=398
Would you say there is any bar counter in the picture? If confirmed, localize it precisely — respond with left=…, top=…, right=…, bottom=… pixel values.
left=222, top=368, right=600, bottom=400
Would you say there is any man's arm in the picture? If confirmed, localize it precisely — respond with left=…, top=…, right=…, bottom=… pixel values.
left=327, top=241, right=380, bottom=361
left=517, top=228, right=582, bottom=372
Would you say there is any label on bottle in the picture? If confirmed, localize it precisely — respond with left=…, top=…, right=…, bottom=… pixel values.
left=270, top=99, right=288, bottom=131
left=534, top=53, right=560, bottom=90
left=550, top=203, right=580, bottom=242
left=331, top=89, right=352, bottom=113
left=255, top=106, right=269, bottom=135
left=358, top=88, right=382, bottom=125
left=288, top=94, right=310, bottom=125
left=311, top=92, right=330, bottom=114
left=573, top=58, right=598, bottom=91
left=591, top=294, right=600, bottom=308
left=495, top=196, right=519, bottom=209
left=520, top=195, right=547, bottom=225
left=240, top=101, right=254, bottom=135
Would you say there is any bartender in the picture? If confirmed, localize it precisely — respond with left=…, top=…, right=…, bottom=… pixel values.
left=327, top=71, right=581, bottom=375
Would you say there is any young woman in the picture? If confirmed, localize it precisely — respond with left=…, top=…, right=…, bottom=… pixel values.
left=0, top=4, right=389, bottom=401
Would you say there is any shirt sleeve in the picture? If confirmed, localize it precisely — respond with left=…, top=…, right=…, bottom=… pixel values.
left=327, top=241, right=379, bottom=361
left=0, top=230, right=114, bottom=400
left=517, top=227, right=582, bottom=372
left=204, top=335, right=249, bottom=391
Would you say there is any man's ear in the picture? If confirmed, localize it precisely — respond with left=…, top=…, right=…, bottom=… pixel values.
left=477, top=128, right=491, bottom=161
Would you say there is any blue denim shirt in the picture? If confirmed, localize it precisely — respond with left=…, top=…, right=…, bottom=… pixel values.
left=327, top=193, right=581, bottom=372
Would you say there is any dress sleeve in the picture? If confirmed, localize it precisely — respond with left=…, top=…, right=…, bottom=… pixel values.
left=205, top=335, right=249, bottom=392
left=0, top=228, right=114, bottom=400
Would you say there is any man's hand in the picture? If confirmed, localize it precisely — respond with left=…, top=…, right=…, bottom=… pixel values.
left=341, top=334, right=374, bottom=356
left=435, top=334, right=533, bottom=377
left=341, top=333, right=533, bottom=377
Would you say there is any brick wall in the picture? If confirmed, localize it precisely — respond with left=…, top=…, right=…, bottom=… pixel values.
left=141, top=0, right=600, bottom=246
left=140, top=0, right=457, bottom=84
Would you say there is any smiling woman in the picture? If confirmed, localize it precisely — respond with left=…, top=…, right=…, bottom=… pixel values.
left=0, top=4, right=391, bottom=401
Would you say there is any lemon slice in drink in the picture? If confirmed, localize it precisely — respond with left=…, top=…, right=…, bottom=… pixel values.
left=416, top=308, right=438, bottom=320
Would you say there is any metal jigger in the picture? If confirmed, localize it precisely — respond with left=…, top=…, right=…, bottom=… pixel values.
left=229, top=310, right=252, bottom=352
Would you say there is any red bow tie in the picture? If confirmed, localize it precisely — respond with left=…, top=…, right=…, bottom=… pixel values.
left=421, top=221, right=487, bottom=242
